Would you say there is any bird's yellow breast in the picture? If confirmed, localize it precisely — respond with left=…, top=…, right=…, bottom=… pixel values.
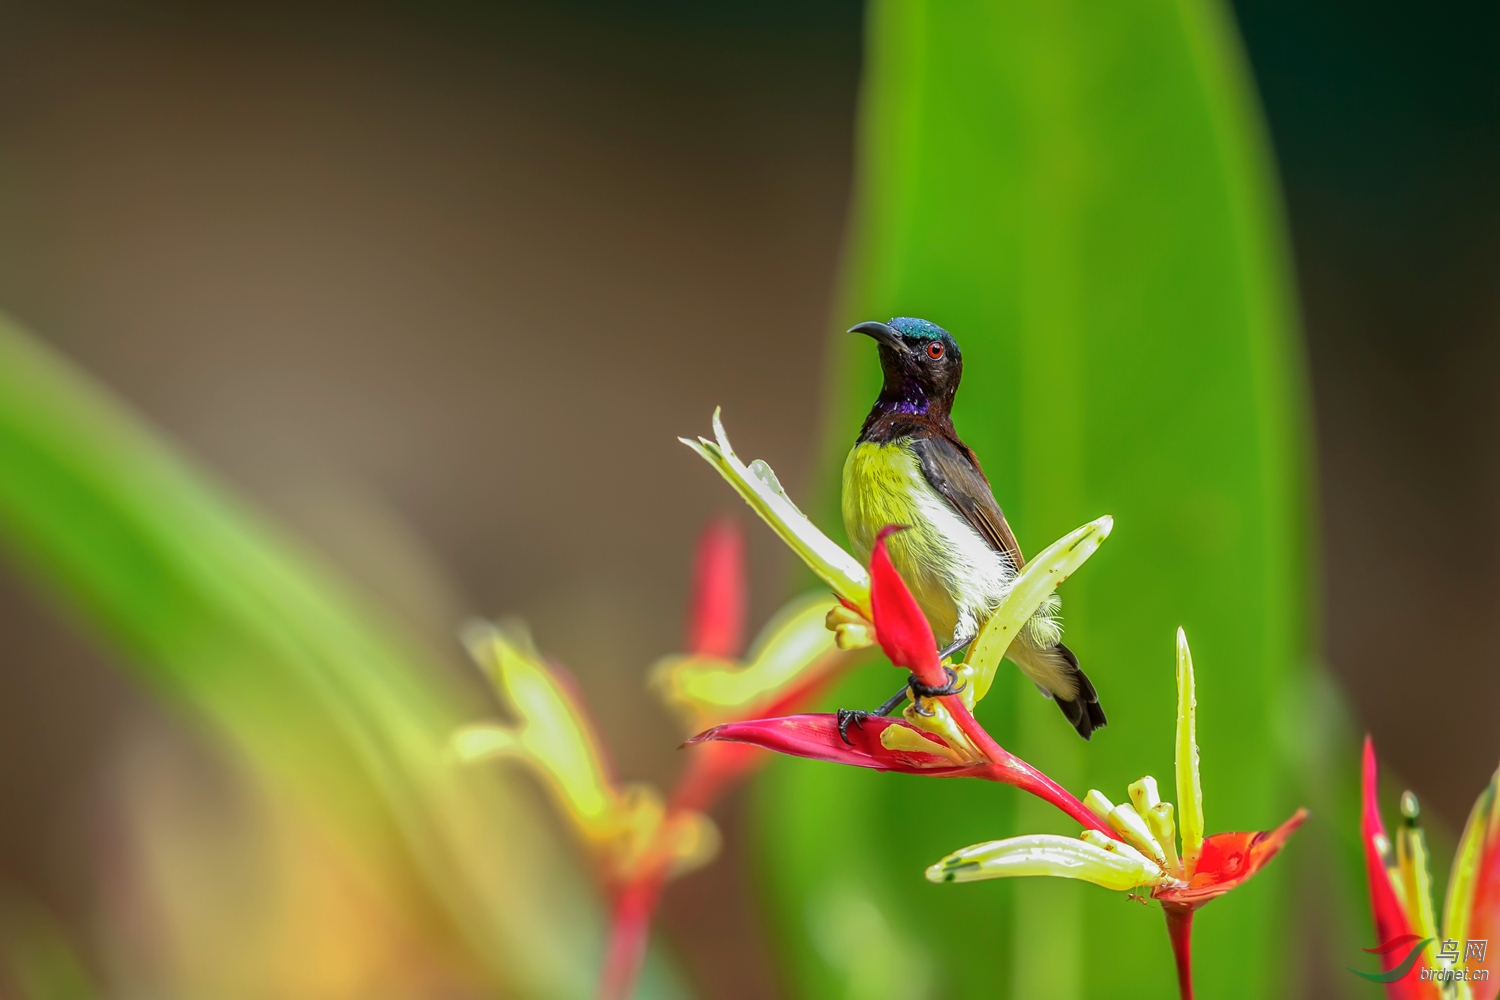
left=841, top=440, right=965, bottom=642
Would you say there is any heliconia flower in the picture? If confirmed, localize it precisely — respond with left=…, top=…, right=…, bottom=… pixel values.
left=682, top=409, right=871, bottom=615
left=926, top=628, right=1307, bottom=1000
left=653, top=592, right=849, bottom=732
left=1356, top=738, right=1500, bottom=999
left=688, top=527, right=1113, bottom=836
left=451, top=622, right=719, bottom=882
left=824, top=599, right=875, bottom=651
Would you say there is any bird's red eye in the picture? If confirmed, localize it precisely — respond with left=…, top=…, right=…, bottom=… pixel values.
left=927, top=342, right=945, bottom=360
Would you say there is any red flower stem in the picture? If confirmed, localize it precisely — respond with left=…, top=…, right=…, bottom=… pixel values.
left=1163, top=903, right=1196, bottom=1000
left=597, top=739, right=766, bottom=1000
left=597, top=645, right=859, bottom=1000
left=598, top=867, right=671, bottom=1000
left=943, top=693, right=1119, bottom=839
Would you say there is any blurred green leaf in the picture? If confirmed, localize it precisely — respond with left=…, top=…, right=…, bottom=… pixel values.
left=0, top=317, right=688, bottom=1000
left=758, top=0, right=1336, bottom=997
left=0, top=895, right=97, bottom=1000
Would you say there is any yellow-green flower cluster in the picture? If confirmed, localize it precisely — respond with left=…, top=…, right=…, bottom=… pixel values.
left=451, top=623, right=718, bottom=881
left=928, top=630, right=1205, bottom=895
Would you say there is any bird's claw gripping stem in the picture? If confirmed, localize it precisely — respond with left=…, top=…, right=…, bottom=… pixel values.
left=835, top=667, right=966, bottom=741
left=908, top=665, right=966, bottom=700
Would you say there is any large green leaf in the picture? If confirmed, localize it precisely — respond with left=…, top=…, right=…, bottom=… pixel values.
left=0, top=317, right=689, bottom=1000
left=759, top=1, right=1315, bottom=997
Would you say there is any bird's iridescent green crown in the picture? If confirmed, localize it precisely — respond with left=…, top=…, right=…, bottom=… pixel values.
left=888, top=317, right=950, bottom=341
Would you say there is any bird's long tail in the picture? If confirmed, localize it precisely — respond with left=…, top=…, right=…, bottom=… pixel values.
left=1008, top=641, right=1107, bottom=740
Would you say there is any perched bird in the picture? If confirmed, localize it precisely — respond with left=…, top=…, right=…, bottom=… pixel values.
left=838, top=317, right=1106, bottom=740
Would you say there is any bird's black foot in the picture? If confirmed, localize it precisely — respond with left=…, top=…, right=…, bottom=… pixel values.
left=835, top=684, right=917, bottom=745
left=836, top=708, right=869, bottom=746
left=908, top=665, right=967, bottom=700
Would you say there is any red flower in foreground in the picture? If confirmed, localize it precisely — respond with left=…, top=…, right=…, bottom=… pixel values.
left=690, top=522, right=1121, bottom=835
left=1355, top=738, right=1500, bottom=999
left=681, top=413, right=1305, bottom=999
left=925, top=628, right=1306, bottom=1000
left=1150, top=817, right=1307, bottom=907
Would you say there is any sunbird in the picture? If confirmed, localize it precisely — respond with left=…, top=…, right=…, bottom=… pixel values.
left=837, top=317, right=1106, bottom=742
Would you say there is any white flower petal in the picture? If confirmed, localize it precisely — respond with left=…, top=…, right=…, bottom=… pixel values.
left=1147, top=801, right=1183, bottom=877
left=926, top=834, right=1167, bottom=890
left=1107, top=801, right=1169, bottom=868
left=1175, top=627, right=1205, bottom=871
left=682, top=410, right=870, bottom=611
left=1084, top=789, right=1115, bottom=823
left=966, top=516, right=1113, bottom=703
left=1442, top=762, right=1498, bottom=948
left=449, top=723, right=521, bottom=762
left=1128, top=776, right=1161, bottom=815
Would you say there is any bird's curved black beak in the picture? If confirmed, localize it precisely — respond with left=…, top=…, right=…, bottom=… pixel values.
left=849, top=321, right=910, bottom=354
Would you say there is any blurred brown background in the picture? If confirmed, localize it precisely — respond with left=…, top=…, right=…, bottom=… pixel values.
left=0, top=0, right=1494, bottom=996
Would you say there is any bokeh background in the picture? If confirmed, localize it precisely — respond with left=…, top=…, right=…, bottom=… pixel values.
left=0, top=1, right=1493, bottom=997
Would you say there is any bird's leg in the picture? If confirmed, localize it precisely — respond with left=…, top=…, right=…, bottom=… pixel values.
left=835, top=627, right=975, bottom=743
left=874, top=685, right=911, bottom=716
left=938, top=628, right=977, bottom=663
left=840, top=680, right=942, bottom=749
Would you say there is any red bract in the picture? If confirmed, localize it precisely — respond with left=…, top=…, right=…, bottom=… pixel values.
left=686, top=516, right=746, bottom=658
left=868, top=525, right=945, bottom=688
left=1358, top=738, right=1500, bottom=1000
left=591, top=518, right=859, bottom=1000
left=1153, top=810, right=1307, bottom=907
left=687, top=714, right=985, bottom=776
left=1360, top=739, right=1433, bottom=997
left=1473, top=837, right=1500, bottom=1000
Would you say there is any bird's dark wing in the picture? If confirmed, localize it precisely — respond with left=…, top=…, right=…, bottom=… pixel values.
left=911, top=434, right=1025, bottom=569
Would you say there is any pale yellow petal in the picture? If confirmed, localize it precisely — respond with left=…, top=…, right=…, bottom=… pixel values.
left=879, top=721, right=967, bottom=765
left=926, top=834, right=1168, bottom=890
left=616, top=782, right=667, bottom=865
left=650, top=592, right=840, bottom=728
left=1397, top=792, right=1439, bottom=941
left=966, top=517, right=1113, bottom=703
left=462, top=622, right=620, bottom=841
left=902, top=699, right=983, bottom=764
left=682, top=410, right=870, bottom=611
left=1128, top=776, right=1161, bottom=815
left=825, top=603, right=875, bottom=651
left=448, top=723, right=522, bottom=763
left=1107, top=801, right=1168, bottom=868
left=663, top=810, right=722, bottom=879
left=1084, top=789, right=1115, bottom=824
left=1443, top=762, right=1499, bottom=947
left=1175, top=627, right=1205, bottom=872
left=1147, top=801, right=1183, bottom=877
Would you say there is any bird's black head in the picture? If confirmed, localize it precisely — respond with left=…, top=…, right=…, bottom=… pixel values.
left=851, top=317, right=963, bottom=419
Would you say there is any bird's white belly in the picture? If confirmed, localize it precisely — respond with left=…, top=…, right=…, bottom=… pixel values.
left=842, top=441, right=1015, bottom=646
